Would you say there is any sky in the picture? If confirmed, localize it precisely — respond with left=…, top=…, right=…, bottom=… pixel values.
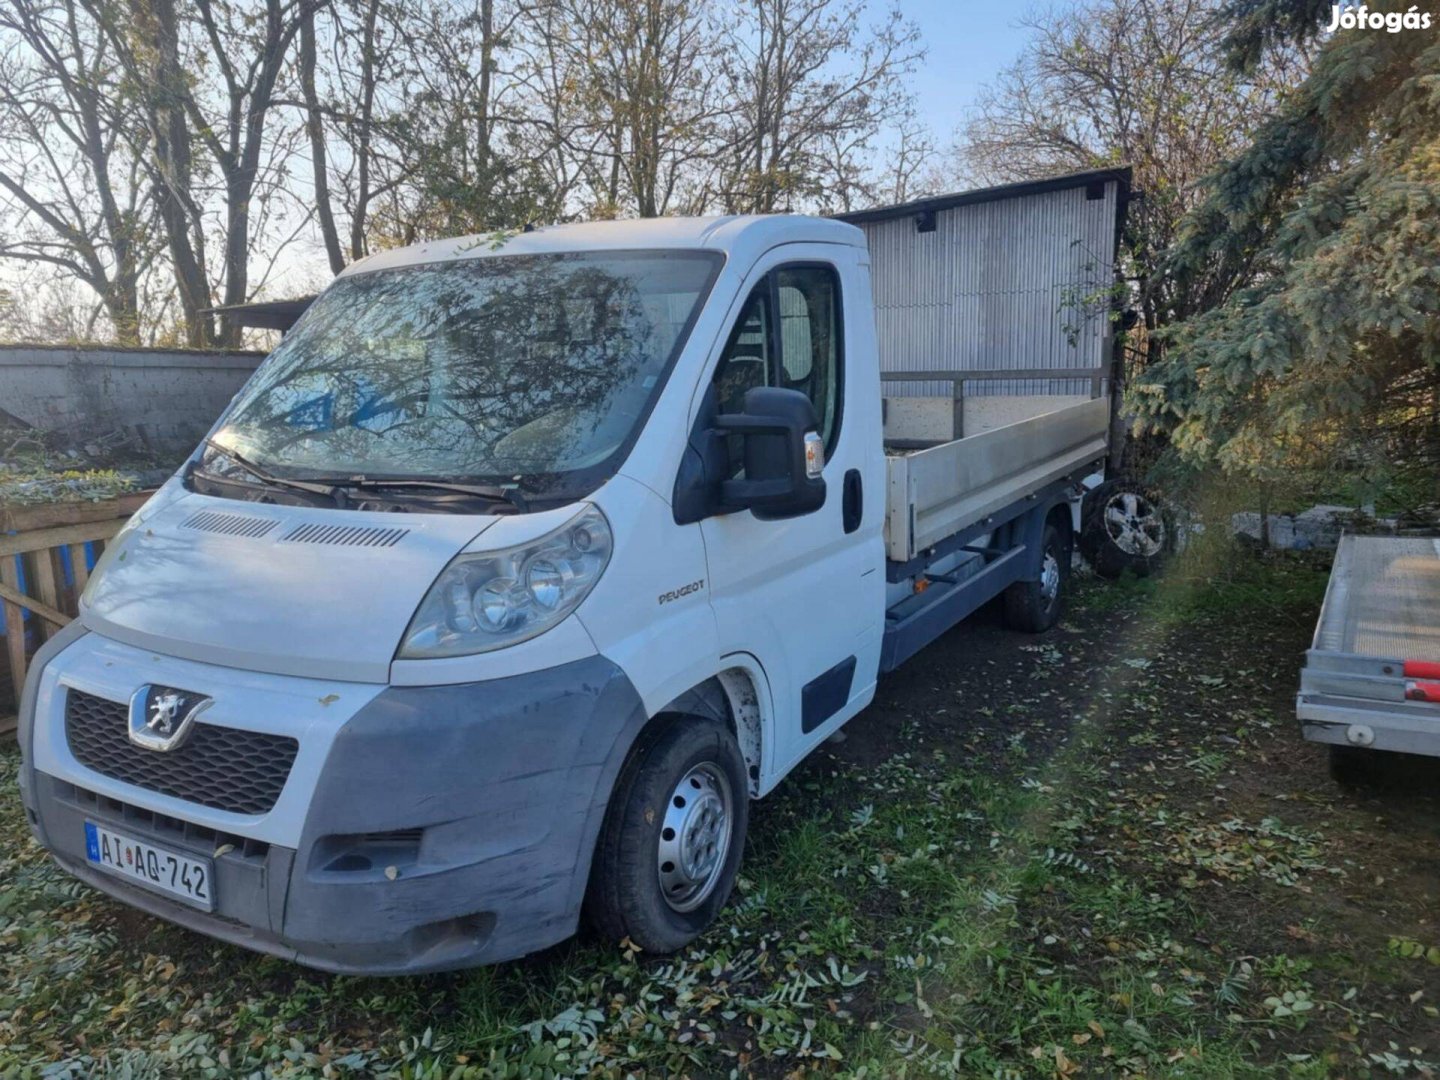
left=895, top=1, right=1045, bottom=148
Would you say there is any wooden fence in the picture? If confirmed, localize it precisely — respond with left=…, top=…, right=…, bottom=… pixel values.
left=1, top=492, right=152, bottom=731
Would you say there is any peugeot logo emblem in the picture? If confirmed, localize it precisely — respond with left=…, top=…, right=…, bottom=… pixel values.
left=128, top=685, right=213, bottom=752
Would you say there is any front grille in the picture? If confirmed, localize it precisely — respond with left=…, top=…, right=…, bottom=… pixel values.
left=53, top=780, right=271, bottom=862
left=64, top=690, right=297, bottom=815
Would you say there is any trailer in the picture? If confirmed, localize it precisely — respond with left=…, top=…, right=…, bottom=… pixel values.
left=1298, top=534, right=1440, bottom=778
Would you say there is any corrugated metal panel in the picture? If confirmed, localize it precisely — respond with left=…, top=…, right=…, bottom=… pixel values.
left=859, top=181, right=1119, bottom=399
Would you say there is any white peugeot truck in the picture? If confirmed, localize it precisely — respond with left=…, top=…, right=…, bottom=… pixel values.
left=17, top=172, right=1145, bottom=973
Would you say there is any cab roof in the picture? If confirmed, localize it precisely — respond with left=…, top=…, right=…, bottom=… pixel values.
left=337, top=214, right=865, bottom=279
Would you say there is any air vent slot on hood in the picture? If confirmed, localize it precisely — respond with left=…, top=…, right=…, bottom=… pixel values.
left=182, top=510, right=278, bottom=538
left=280, top=523, right=410, bottom=548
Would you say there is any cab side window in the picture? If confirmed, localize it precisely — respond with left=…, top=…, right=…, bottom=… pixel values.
left=776, top=267, right=841, bottom=454
left=713, top=286, right=772, bottom=416
left=711, top=264, right=843, bottom=460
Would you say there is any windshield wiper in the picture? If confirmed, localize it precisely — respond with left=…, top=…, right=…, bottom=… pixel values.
left=195, top=442, right=531, bottom=512
left=327, top=476, right=530, bottom=512
left=198, top=438, right=340, bottom=499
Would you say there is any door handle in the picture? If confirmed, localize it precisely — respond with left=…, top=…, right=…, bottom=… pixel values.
left=843, top=469, right=862, bottom=533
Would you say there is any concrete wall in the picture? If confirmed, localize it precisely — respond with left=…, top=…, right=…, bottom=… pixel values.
left=0, top=344, right=265, bottom=454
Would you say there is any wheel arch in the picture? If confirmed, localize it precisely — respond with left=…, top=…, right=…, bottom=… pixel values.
left=1047, top=497, right=1078, bottom=543
left=651, top=667, right=765, bottom=797
left=577, top=663, right=766, bottom=921
left=574, top=665, right=765, bottom=942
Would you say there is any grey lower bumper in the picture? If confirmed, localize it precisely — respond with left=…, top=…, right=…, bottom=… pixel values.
left=20, top=643, right=648, bottom=975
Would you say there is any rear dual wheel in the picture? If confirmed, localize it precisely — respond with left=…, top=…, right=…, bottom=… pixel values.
left=585, top=716, right=748, bottom=954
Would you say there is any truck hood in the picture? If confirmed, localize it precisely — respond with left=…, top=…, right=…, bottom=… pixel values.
left=81, top=487, right=503, bottom=683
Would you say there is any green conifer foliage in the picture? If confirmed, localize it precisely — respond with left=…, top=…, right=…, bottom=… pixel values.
left=1135, top=1, right=1440, bottom=490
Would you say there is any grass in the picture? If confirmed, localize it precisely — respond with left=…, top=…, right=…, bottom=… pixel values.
left=3, top=544, right=1439, bottom=1078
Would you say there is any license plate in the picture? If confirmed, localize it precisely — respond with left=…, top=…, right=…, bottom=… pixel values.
left=83, top=821, right=214, bottom=910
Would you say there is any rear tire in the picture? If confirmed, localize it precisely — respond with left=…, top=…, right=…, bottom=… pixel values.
left=1004, top=520, right=1069, bottom=633
left=1080, top=479, right=1173, bottom=579
left=585, top=715, right=749, bottom=954
left=1328, top=744, right=1380, bottom=788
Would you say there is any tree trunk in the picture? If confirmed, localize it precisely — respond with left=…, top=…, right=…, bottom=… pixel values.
left=301, top=0, right=345, bottom=275
left=476, top=0, right=493, bottom=179
left=349, top=0, right=380, bottom=261
left=134, top=0, right=214, bottom=346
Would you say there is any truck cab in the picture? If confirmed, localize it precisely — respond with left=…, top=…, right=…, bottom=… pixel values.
left=17, top=213, right=1110, bottom=973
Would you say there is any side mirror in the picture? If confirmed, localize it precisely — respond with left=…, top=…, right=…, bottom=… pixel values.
left=714, top=387, right=827, bottom=520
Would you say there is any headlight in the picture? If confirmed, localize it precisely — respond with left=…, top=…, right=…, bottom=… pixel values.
left=399, top=504, right=612, bottom=658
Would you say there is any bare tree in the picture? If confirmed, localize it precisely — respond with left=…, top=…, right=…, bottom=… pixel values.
left=960, top=0, right=1303, bottom=324
left=183, top=0, right=310, bottom=343
left=0, top=0, right=153, bottom=341
left=298, top=0, right=342, bottom=273
left=877, top=108, right=938, bottom=206
left=710, top=0, right=922, bottom=214
left=1, top=0, right=942, bottom=346
left=810, top=107, right=936, bottom=213
left=105, top=0, right=216, bottom=346
left=328, top=0, right=410, bottom=261
left=367, top=0, right=556, bottom=241
left=555, top=0, right=719, bottom=218
left=279, top=0, right=420, bottom=268
left=956, top=0, right=1304, bottom=468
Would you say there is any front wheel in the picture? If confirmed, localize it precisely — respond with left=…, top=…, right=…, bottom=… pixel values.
left=1004, top=520, right=1069, bottom=633
left=585, top=716, right=749, bottom=954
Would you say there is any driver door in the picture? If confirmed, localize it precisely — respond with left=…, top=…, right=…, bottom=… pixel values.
left=697, top=246, right=884, bottom=786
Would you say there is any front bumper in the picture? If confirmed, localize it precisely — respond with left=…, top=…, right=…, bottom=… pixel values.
left=19, top=629, right=647, bottom=974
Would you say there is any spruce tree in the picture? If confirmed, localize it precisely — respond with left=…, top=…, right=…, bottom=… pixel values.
left=1135, top=0, right=1440, bottom=495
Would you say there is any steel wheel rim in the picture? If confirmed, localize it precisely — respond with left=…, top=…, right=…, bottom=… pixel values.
left=1039, top=550, right=1062, bottom=603
left=1103, top=492, right=1165, bottom=557
left=657, top=762, right=733, bottom=913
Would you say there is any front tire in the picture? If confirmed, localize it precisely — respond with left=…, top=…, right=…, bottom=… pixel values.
left=1004, top=519, right=1069, bottom=633
left=585, top=715, right=749, bottom=954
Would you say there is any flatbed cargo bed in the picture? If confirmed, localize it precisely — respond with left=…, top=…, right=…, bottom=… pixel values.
left=883, top=395, right=1109, bottom=563
left=1298, top=534, right=1440, bottom=757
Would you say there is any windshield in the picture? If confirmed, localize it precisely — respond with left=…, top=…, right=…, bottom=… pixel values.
left=211, top=250, right=722, bottom=498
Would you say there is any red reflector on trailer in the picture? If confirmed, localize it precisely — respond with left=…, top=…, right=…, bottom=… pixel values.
left=1403, top=660, right=1440, bottom=679
left=1405, top=681, right=1440, bottom=703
